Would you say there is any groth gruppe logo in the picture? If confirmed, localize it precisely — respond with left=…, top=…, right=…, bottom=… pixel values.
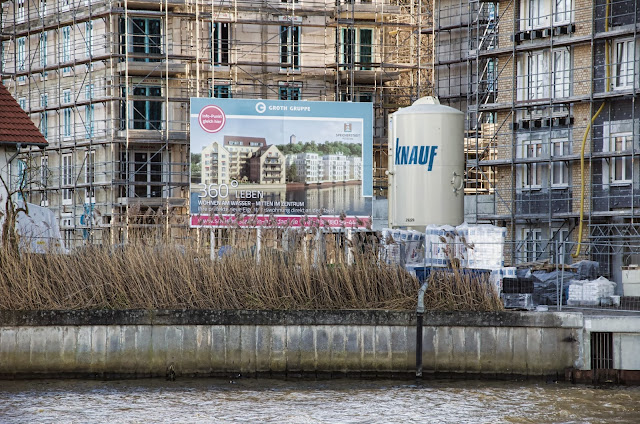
left=198, top=105, right=226, bottom=133
left=394, top=138, right=438, bottom=171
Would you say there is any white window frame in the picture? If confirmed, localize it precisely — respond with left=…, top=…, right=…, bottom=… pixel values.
left=17, top=36, right=26, bottom=83
left=553, top=0, right=572, bottom=25
left=553, top=48, right=571, bottom=98
left=279, top=25, right=300, bottom=71
left=62, top=26, right=72, bottom=74
left=40, top=31, right=48, bottom=71
left=551, top=138, right=570, bottom=187
left=124, top=151, right=164, bottom=198
left=62, top=153, right=73, bottom=205
left=63, top=107, right=72, bottom=138
left=40, top=155, right=48, bottom=186
left=40, top=93, right=48, bottom=138
left=523, top=228, right=543, bottom=263
left=84, top=149, right=96, bottom=203
left=40, top=155, right=49, bottom=206
left=523, top=139, right=543, bottom=189
left=39, top=0, right=47, bottom=16
left=612, top=38, right=638, bottom=90
left=123, top=85, right=163, bottom=130
left=17, top=0, right=25, bottom=22
left=85, top=20, right=94, bottom=58
left=85, top=84, right=95, bottom=138
left=602, top=120, right=639, bottom=186
left=1, top=41, right=9, bottom=72
left=339, top=27, right=374, bottom=71
left=610, top=133, right=633, bottom=184
left=62, top=89, right=72, bottom=139
left=527, top=51, right=547, bottom=100
left=61, top=215, right=73, bottom=250
left=523, top=0, right=550, bottom=30
left=551, top=228, right=571, bottom=264
left=519, top=49, right=572, bottom=101
left=18, top=97, right=27, bottom=111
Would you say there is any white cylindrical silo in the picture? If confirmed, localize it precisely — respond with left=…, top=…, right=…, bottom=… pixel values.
left=388, top=97, right=464, bottom=228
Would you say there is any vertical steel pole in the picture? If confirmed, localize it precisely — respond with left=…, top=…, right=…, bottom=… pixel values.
left=416, top=312, right=424, bottom=377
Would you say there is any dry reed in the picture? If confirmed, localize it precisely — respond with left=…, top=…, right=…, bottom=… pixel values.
left=0, top=237, right=504, bottom=312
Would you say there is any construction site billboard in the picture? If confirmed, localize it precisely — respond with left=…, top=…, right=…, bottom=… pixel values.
left=189, top=98, right=373, bottom=228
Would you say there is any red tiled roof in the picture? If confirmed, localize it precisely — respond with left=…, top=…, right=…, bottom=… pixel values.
left=0, top=82, right=47, bottom=147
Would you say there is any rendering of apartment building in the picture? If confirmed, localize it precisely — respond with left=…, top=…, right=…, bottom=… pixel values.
left=0, top=0, right=430, bottom=246
left=433, top=0, right=640, bottom=279
left=222, top=136, right=267, bottom=181
left=247, top=145, right=286, bottom=185
left=287, top=152, right=321, bottom=183
left=286, top=151, right=362, bottom=183
left=322, top=153, right=348, bottom=181
left=349, top=155, right=363, bottom=180
left=200, top=141, right=229, bottom=185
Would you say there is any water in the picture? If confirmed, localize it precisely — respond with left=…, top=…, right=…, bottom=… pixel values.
left=1, top=378, right=639, bottom=423
left=191, top=183, right=370, bottom=217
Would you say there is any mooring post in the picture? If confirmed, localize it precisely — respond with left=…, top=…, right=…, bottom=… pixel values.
left=416, top=281, right=428, bottom=378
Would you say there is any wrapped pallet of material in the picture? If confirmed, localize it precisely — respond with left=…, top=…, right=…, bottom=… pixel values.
left=456, top=223, right=506, bottom=269
left=567, top=277, right=616, bottom=306
left=380, top=228, right=425, bottom=266
left=567, top=279, right=587, bottom=306
left=380, top=228, right=403, bottom=265
left=404, top=230, right=425, bottom=266
left=489, top=267, right=517, bottom=294
left=584, top=277, right=616, bottom=304
left=425, top=224, right=456, bottom=267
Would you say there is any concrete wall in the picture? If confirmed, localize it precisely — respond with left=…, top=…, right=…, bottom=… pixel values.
left=0, top=310, right=584, bottom=379
left=583, top=315, right=640, bottom=370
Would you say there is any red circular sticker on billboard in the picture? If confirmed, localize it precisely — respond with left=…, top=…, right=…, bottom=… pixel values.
left=198, top=105, right=226, bottom=133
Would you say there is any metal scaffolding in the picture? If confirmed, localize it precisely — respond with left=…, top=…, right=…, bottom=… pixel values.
left=433, top=0, right=640, bottom=279
left=0, top=0, right=433, bottom=247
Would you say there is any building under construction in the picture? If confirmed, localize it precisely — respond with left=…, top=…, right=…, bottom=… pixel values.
left=433, top=0, right=640, bottom=280
left=0, top=0, right=431, bottom=246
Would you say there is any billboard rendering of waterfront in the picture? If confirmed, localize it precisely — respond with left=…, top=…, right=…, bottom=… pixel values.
left=189, top=98, right=373, bottom=228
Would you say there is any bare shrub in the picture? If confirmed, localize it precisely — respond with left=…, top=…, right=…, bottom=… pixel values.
left=0, top=232, right=503, bottom=312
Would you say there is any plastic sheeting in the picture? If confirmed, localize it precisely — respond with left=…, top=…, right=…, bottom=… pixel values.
left=571, top=260, right=600, bottom=280
left=424, top=222, right=506, bottom=269
left=567, top=276, right=616, bottom=306
left=15, top=201, right=67, bottom=254
left=380, top=228, right=424, bottom=266
left=531, top=270, right=579, bottom=306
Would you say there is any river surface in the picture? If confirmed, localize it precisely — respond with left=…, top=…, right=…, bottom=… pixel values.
left=1, top=378, right=639, bottom=423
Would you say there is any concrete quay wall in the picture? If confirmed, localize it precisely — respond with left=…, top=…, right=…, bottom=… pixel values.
left=0, top=310, right=584, bottom=379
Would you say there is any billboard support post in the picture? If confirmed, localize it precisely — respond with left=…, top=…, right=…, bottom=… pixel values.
left=210, top=228, right=216, bottom=261
left=256, top=227, right=262, bottom=263
left=346, top=228, right=354, bottom=264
